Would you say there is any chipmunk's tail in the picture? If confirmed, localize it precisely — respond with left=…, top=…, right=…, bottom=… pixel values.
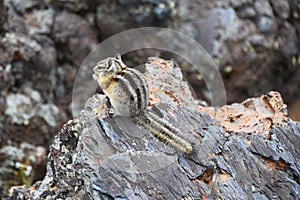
left=133, top=112, right=193, bottom=154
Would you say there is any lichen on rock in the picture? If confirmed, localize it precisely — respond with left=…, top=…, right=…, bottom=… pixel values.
left=5, top=87, right=59, bottom=127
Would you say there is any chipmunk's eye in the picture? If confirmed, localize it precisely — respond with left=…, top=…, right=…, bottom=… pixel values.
left=94, top=66, right=102, bottom=72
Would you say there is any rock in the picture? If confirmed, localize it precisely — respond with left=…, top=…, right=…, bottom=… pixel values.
left=8, top=0, right=40, bottom=14
left=0, top=0, right=4, bottom=30
left=174, top=0, right=300, bottom=114
left=0, top=142, right=47, bottom=195
left=278, top=22, right=300, bottom=56
left=1, top=0, right=300, bottom=197
left=200, top=91, right=288, bottom=134
left=254, top=0, right=274, bottom=17
left=0, top=3, right=65, bottom=193
left=237, top=7, right=256, bottom=18
left=50, top=0, right=89, bottom=12
left=52, top=11, right=98, bottom=67
left=230, top=0, right=253, bottom=8
left=248, top=33, right=277, bottom=51
left=5, top=87, right=59, bottom=127
left=270, top=0, right=290, bottom=19
left=23, top=8, right=54, bottom=35
left=0, top=32, right=57, bottom=100
left=257, top=16, right=276, bottom=33
left=9, top=57, right=300, bottom=199
left=96, top=0, right=176, bottom=36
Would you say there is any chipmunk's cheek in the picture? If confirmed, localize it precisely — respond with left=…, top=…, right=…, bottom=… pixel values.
left=92, top=73, right=98, bottom=81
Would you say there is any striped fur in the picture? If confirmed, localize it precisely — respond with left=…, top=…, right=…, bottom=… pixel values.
left=93, top=55, right=193, bottom=153
left=134, top=112, right=192, bottom=153
left=121, top=68, right=149, bottom=111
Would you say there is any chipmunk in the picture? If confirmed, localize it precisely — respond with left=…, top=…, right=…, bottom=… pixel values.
left=93, top=54, right=193, bottom=153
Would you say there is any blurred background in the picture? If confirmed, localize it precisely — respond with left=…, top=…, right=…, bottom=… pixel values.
left=0, top=0, right=299, bottom=197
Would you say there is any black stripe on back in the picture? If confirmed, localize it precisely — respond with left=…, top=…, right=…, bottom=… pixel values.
left=120, top=69, right=144, bottom=111
left=124, top=68, right=149, bottom=110
left=115, top=72, right=139, bottom=115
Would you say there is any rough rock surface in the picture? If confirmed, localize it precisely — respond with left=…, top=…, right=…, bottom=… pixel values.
left=96, top=0, right=300, bottom=116
left=0, top=0, right=98, bottom=194
left=174, top=0, right=300, bottom=109
left=96, top=0, right=176, bottom=37
left=0, top=142, right=46, bottom=196
left=1, top=0, right=300, bottom=197
left=9, top=58, right=300, bottom=199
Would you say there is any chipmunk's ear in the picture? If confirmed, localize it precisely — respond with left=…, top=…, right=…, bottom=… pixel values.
left=108, top=60, right=119, bottom=71
left=115, top=53, right=122, bottom=60
left=115, top=54, right=127, bottom=69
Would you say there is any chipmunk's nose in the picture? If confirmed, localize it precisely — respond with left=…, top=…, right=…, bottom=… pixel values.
left=92, top=72, right=99, bottom=81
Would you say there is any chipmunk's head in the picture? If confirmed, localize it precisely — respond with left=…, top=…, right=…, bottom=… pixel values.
left=93, top=54, right=126, bottom=89
left=95, top=54, right=126, bottom=71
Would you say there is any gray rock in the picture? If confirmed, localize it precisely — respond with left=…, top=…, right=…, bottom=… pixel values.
left=270, top=0, right=290, bottom=19
left=52, top=11, right=98, bottom=67
left=258, top=16, right=276, bottom=33
left=237, top=7, right=256, bottom=18
left=230, top=0, right=253, bottom=8
left=5, top=87, right=59, bottom=127
left=254, top=0, right=274, bottom=17
left=9, top=58, right=300, bottom=199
